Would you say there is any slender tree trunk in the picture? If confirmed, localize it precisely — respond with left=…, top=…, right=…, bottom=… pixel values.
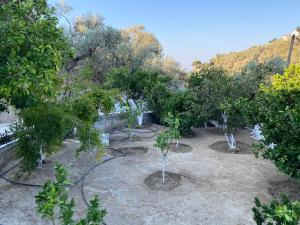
left=162, top=155, right=166, bottom=184
left=128, top=129, right=132, bottom=151
left=38, top=142, right=44, bottom=168
left=225, top=133, right=236, bottom=150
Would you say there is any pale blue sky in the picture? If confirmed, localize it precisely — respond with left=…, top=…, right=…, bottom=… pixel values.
left=50, top=0, right=300, bottom=70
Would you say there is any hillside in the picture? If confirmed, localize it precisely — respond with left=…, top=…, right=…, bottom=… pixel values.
left=211, top=37, right=300, bottom=72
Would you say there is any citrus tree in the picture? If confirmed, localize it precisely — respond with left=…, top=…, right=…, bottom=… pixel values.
left=253, top=65, right=300, bottom=178
left=12, top=87, right=117, bottom=172
left=188, top=65, right=233, bottom=125
left=252, top=195, right=300, bottom=225
left=154, top=112, right=180, bottom=183
left=164, top=112, right=181, bottom=148
left=220, top=65, right=300, bottom=223
left=154, top=131, right=171, bottom=184
left=124, top=103, right=141, bottom=150
left=36, top=163, right=106, bottom=225
left=223, top=65, right=300, bottom=177
left=0, top=0, right=72, bottom=110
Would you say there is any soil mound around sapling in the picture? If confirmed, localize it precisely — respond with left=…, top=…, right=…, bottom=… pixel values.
left=209, top=141, right=252, bottom=154
left=268, top=179, right=300, bottom=201
left=169, top=143, right=193, bottom=153
left=144, top=171, right=182, bottom=191
left=108, top=146, right=148, bottom=157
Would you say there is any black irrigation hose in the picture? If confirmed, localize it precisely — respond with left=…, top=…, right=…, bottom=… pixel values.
left=0, top=125, right=158, bottom=224
left=0, top=160, right=43, bottom=187
left=109, top=124, right=160, bottom=135
left=0, top=124, right=159, bottom=188
left=0, top=147, right=127, bottom=225
left=109, top=125, right=159, bottom=141
left=0, top=148, right=126, bottom=187
left=80, top=149, right=126, bottom=207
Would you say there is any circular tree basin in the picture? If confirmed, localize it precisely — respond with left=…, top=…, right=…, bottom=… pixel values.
left=209, top=141, right=252, bottom=154
left=144, top=171, right=182, bottom=191
left=108, top=146, right=148, bottom=157
left=169, top=143, right=193, bottom=153
left=268, top=179, right=300, bottom=201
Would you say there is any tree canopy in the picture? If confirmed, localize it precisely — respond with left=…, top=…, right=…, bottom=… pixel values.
left=0, top=0, right=71, bottom=110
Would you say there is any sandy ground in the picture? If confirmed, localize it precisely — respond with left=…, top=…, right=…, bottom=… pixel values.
left=0, top=126, right=296, bottom=225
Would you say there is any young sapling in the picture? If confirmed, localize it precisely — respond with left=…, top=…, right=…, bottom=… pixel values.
left=35, top=163, right=106, bottom=225
left=164, top=112, right=181, bottom=148
left=124, top=104, right=141, bottom=151
left=154, top=131, right=171, bottom=184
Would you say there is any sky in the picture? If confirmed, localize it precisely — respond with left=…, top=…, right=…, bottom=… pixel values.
left=50, top=0, right=300, bottom=70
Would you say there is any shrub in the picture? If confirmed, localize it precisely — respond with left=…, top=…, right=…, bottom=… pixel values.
left=12, top=103, right=73, bottom=171
left=161, top=90, right=195, bottom=135
left=252, top=195, right=300, bottom=225
left=36, top=163, right=106, bottom=225
left=12, top=87, right=116, bottom=172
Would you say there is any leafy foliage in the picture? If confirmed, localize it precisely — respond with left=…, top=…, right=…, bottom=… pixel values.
left=106, top=67, right=171, bottom=102
left=222, top=65, right=300, bottom=178
left=252, top=195, right=300, bottom=225
left=36, top=163, right=106, bottom=225
left=0, top=0, right=71, bottom=110
left=220, top=97, right=258, bottom=133
left=12, top=103, right=73, bottom=171
left=124, top=103, right=141, bottom=130
left=154, top=131, right=171, bottom=157
left=253, top=65, right=300, bottom=178
left=154, top=112, right=181, bottom=155
left=163, top=112, right=181, bottom=141
left=160, top=90, right=195, bottom=135
left=12, top=87, right=116, bottom=172
left=188, top=65, right=234, bottom=124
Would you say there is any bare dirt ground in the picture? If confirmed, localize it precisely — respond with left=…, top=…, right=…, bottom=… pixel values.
left=0, top=126, right=298, bottom=225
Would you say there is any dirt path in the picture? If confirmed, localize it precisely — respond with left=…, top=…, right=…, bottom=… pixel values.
left=0, top=126, right=295, bottom=225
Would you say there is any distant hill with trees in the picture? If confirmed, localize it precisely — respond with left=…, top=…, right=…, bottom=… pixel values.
left=209, top=33, right=300, bottom=72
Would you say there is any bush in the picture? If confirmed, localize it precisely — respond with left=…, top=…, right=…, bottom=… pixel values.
left=12, top=103, right=73, bottom=171
left=253, top=195, right=300, bottom=225
left=13, top=87, right=116, bottom=172
left=36, top=163, right=106, bottom=225
left=161, top=90, right=195, bottom=135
